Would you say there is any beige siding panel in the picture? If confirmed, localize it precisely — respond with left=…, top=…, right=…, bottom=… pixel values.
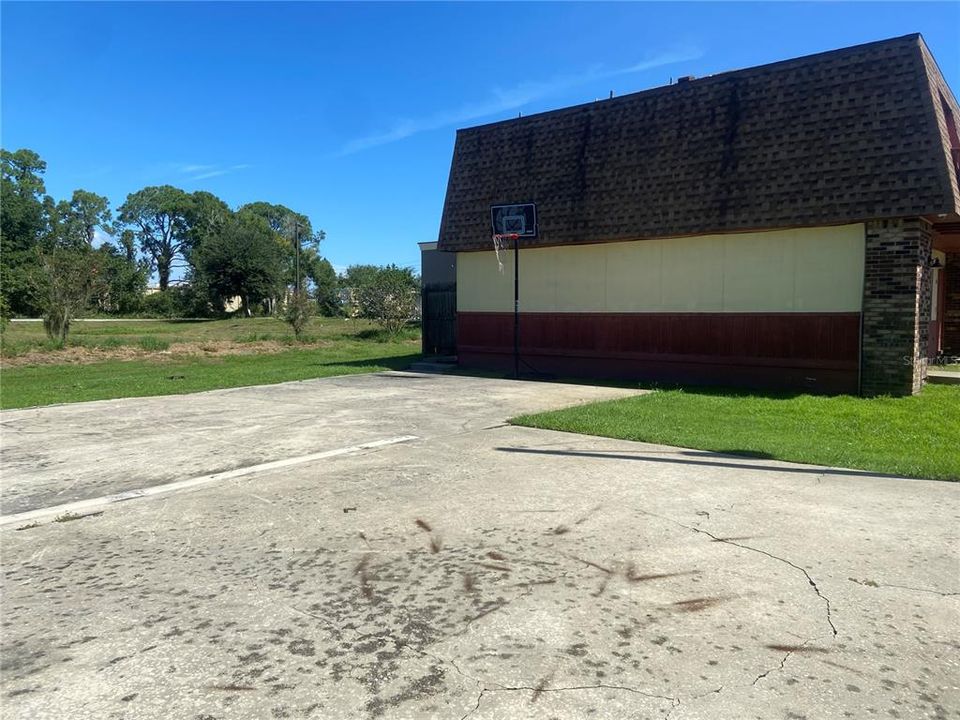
left=722, top=232, right=796, bottom=311
left=458, top=250, right=514, bottom=312
left=550, top=245, right=606, bottom=312
left=520, top=244, right=556, bottom=311
left=793, top=226, right=865, bottom=311
left=605, top=240, right=663, bottom=311
left=661, top=235, right=725, bottom=311
left=457, top=224, right=865, bottom=313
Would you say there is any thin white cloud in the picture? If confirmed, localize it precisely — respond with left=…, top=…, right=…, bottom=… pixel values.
left=178, top=163, right=217, bottom=174
left=169, top=163, right=252, bottom=181
left=338, top=45, right=703, bottom=156
left=189, top=164, right=251, bottom=180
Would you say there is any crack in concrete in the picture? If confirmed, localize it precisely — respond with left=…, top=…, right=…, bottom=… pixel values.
left=752, top=646, right=795, bottom=686
left=874, top=582, right=960, bottom=597
left=486, top=682, right=677, bottom=703
left=414, top=646, right=484, bottom=688
left=460, top=686, right=485, bottom=720
left=665, top=683, right=723, bottom=718
left=638, top=509, right=838, bottom=637
left=749, top=631, right=833, bottom=690
left=705, top=532, right=837, bottom=637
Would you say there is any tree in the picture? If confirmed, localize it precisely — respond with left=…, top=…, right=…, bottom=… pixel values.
left=187, top=191, right=232, bottom=251
left=239, top=201, right=315, bottom=238
left=194, top=212, right=283, bottom=316
left=340, top=264, right=381, bottom=292
left=354, top=265, right=419, bottom=335
left=310, top=257, right=340, bottom=316
left=116, top=228, right=138, bottom=263
left=0, top=148, right=47, bottom=252
left=239, top=201, right=326, bottom=292
left=92, top=245, right=149, bottom=314
left=33, top=245, right=103, bottom=343
left=1, top=148, right=48, bottom=315
left=118, top=186, right=193, bottom=291
left=30, top=194, right=114, bottom=340
left=64, top=190, right=112, bottom=246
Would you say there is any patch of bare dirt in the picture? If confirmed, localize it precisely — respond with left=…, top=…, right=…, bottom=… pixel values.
left=2, top=345, right=146, bottom=367
left=2, top=340, right=329, bottom=367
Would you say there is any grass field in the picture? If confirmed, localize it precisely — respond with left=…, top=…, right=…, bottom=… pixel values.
left=512, top=385, right=960, bottom=481
left=0, top=318, right=420, bottom=409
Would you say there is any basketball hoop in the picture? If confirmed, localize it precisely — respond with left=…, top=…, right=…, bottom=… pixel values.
left=491, top=233, right=519, bottom=272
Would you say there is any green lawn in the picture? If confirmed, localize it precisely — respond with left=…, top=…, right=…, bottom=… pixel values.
left=0, top=318, right=420, bottom=409
left=512, top=385, right=960, bottom=481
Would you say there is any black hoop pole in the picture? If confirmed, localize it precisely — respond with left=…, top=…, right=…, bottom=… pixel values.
left=514, top=234, right=520, bottom=380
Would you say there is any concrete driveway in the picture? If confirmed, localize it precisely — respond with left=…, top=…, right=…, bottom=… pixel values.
left=1, top=372, right=957, bottom=719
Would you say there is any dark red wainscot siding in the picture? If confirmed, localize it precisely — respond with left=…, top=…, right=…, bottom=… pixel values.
left=457, top=311, right=861, bottom=394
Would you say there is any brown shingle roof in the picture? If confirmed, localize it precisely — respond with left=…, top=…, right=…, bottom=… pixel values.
left=438, top=34, right=960, bottom=251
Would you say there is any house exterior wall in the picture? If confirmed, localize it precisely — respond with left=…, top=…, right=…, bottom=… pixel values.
left=420, top=243, right=457, bottom=289
left=457, top=225, right=865, bottom=393
left=942, top=251, right=960, bottom=356
left=419, top=242, right=458, bottom=357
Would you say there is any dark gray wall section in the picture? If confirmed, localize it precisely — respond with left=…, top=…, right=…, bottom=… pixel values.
left=421, top=248, right=457, bottom=288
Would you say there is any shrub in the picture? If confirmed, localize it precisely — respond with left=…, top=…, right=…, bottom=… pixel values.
left=141, top=285, right=214, bottom=318
left=142, top=290, right=177, bottom=318
left=0, top=294, right=10, bottom=335
left=34, top=248, right=101, bottom=343
left=353, top=265, right=419, bottom=336
left=283, top=289, right=314, bottom=340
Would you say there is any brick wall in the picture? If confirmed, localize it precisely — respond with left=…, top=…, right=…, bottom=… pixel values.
left=861, top=218, right=933, bottom=396
left=944, top=251, right=960, bottom=355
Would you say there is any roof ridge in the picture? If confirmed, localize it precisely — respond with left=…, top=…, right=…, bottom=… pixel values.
left=458, top=33, right=923, bottom=134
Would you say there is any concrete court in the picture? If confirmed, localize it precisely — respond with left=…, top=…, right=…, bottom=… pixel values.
left=1, top=372, right=957, bottom=720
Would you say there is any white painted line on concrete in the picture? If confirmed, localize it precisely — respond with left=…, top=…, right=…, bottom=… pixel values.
left=1, top=435, right=419, bottom=529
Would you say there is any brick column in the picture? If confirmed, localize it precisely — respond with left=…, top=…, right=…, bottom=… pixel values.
left=943, top=251, right=960, bottom=356
left=861, top=218, right=933, bottom=396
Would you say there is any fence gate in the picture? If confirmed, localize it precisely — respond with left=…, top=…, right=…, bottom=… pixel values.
left=421, top=284, right=456, bottom=356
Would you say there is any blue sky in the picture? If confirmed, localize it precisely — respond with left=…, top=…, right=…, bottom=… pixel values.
left=2, top=2, right=958, bottom=277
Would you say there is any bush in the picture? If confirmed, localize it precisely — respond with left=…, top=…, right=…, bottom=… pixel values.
left=0, top=294, right=10, bottom=335
left=34, top=248, right=101, bottom=343
left=142, top=290, right=177, bottom=317
left=141, top=285, right=214, bottom=318
left=353, top=265, right=419, bottom=336
left=283, top=289, right=314, bottom=340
